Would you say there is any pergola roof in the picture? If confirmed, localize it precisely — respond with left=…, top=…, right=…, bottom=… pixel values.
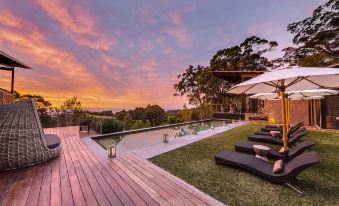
left=212, top=70, right=265, bottom=83
left=0, top=51, right=32, bottom=69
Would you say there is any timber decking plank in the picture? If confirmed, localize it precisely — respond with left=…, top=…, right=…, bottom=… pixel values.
left=128, top=154, right=224, bottom=206
left=56, top=128, right=87, bottom=206
left=0, top=126, right=224, bottom=206
left=62, top=129, right=99, bottom=206
left=65, top=129, right=120, bottom=206
left=25, top=164, right=45, bottom=206
left=73, top=140, right=137, bottom=206
left=125, top=155, right=206, bottom=206
left=0, top=167, right=33, bottom=206
left=119, top=157, right=185, bottom=206
left=120, top=156, right=197, bottom=206
left=50, top=157, right=62, bottom=206
left=58, top=150, right=74, bottom=206
left=107, top=160, right=158, bottom=206
left=12, top=166, right=37, bottom=206
left=38, top=160, right=52, bottom=206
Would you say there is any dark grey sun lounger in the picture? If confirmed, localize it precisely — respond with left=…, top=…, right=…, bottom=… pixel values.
left=248, top=128, right=308, bottom=146
left=255, top=125, right=306, bottom=137
left=215, top=151, right=320, bottom=193
left=260, top=122, right=304, bottom=133
left=235, top=140, right=316, bottom=161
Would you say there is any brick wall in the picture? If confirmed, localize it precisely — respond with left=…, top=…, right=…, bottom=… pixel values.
left=264, top=100, right=309, bottom=125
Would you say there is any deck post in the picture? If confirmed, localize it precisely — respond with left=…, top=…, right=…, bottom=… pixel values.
left=11, top=68, right=14, bottom=94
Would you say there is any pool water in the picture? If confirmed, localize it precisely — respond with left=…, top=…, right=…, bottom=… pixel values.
left=94, top=120, right=230, bottom=154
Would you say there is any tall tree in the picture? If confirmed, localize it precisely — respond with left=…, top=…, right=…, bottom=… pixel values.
left=174, top=65, right=221, bottom=118
left=278, top=0, right=339, bottom=66
left=19, top=93, right=52, bottom=115
left=210, top=36, right=278, bottom=71
left=60, top=96, right=82, bottom=114
left=144, top=105, right=166, bottom=126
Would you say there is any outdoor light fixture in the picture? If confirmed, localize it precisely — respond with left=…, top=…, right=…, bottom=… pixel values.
left=108, top=144, right=116, bottom=158
left=163, top=133, right=169, bottom=143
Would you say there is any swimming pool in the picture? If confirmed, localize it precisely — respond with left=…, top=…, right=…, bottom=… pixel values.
left=93, top=120, right=231, bottom=154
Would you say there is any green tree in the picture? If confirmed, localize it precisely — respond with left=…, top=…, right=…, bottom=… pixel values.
left=278, top=0, right=339, bottom=66
left=123, top=113, right=133, bottom=130
left=210, top=36, right=278, bottom=71
left=60, top=96, right=82, bottom=126
left=132, top=107, right=146, bottom=121
left=61, top=96, right=82, bottom=114
left=19, top=93, right=52, bottom=115
left=115, top=109, right=128, bottom=121
left=174, top=65, right=221, bottom=119
left=144, top=105, right=166, bottom=126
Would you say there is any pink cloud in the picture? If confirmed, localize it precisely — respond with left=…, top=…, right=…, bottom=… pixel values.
left=33, top=0, right=116, bottom=50
left=161, top=12, right=191, bottom=47
left=0, top=10, right=109, bottom=95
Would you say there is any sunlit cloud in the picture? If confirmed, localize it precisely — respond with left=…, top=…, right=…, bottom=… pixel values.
left=161, top=12, right=191, bottom=47
left=33, top=0, right=116, bottom=50
left=0, top=0, right=323, bottom=110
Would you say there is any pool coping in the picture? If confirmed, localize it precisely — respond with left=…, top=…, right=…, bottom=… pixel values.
left=90, top=118, right=214, bottom=139
left=124, top=121, right=246, bottom=159
left=83, top=120, right=246, bottom=160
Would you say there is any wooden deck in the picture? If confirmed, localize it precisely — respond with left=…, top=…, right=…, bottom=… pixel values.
left=0, top=126, right=225, bottom=206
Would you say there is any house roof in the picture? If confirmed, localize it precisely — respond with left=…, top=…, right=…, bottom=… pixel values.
left=211, top=70, right=265, bottom=83
left=0, top=51, right=32, bottom=69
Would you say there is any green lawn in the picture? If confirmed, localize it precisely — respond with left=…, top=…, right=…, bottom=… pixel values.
left=150, top=124, right=339, bottom=206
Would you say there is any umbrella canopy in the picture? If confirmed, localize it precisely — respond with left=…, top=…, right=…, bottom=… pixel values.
left=227, top=66, right=339, bottom=156
left=228, top=66, right=339, bottom=94
left=249, top=89, right=338, bottom=100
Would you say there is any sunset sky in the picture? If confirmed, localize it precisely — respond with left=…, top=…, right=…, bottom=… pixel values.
left=0, top=0, right=326, bottom=110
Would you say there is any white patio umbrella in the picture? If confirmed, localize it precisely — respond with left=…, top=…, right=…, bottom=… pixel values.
left=227, top=66, right=339, bottom=156
left=249, top=89, right=338, bottom=100
left=250, top=89, right=338, bottom=127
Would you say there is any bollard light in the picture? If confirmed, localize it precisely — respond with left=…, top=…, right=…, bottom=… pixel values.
left=108, top=144, right=116, bottom=158
left=163, top=133, right=169, bottom=143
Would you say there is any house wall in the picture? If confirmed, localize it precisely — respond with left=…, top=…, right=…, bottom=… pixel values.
left=325, top=95, right=339, bottom=129
left=0, top=90, right=13, bottom=104
left=264, top=100, right=309, bottom=125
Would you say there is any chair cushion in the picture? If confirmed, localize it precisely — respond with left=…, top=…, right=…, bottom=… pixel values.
left=44, top=134, right=61, bottom=149
left=273, top=159, right=283, bottom=173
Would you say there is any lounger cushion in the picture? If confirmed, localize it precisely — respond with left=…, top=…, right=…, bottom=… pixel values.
left=273, top=160, right=283, bottom=173
left=45, top=134, right=61, bottom=149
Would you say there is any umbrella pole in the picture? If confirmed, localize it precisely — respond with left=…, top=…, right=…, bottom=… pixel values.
left=280, top=90, right=288, bottom=157
left=286, top=97, right=290, bottom=130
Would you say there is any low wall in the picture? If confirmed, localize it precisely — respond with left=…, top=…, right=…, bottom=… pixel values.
left=213, top=112, right=245, bottom=120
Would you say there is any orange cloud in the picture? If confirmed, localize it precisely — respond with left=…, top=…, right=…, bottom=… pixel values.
left=0, top=10, right=109, bottom=99
left=33, top=0, right=116, bottom=50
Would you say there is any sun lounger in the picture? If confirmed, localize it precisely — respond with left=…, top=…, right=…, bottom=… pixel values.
left=248, top=128, right=307, bottom=146
left=255, top=125, right=306, bottom=137
left=215, top=150, right=320, bottom=193
left=235, top=140, right=316, bottom=161
left=261, top=122, right=304, bottom=132
left=0, top=99, right=62, bottom=171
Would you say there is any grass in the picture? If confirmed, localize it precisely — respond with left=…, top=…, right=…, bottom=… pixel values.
left=150, top=124, right=339, bottom=206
